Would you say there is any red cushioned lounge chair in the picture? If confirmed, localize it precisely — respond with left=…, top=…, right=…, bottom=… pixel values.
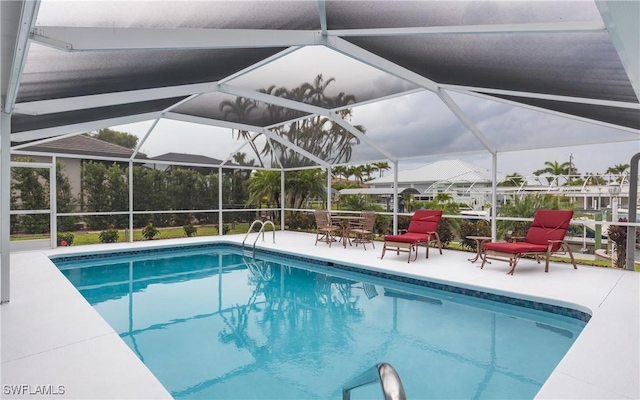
left=481, top=209, right=577, bottom=275
left=380, top=210, right=443, bottom=263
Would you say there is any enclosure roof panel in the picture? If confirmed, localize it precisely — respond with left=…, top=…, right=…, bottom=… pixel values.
left=2, top=0, right=638, bottom=166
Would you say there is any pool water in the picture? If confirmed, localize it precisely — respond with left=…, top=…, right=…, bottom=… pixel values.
left=55, top=246, right=586, bottom=399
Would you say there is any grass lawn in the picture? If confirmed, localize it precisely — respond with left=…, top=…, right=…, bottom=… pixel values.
left=11, top=223, right=276, bottom=246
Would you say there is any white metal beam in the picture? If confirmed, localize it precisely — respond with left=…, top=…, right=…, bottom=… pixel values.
left=330, top=113, right=397, bottom=162
left=220, top=84, right=396, bottom=162
left=165, top=112, right=327, bottom=167
left=317, top=1, right=328, bottom=35
left=13, top=82, right=217, bottom=115
left=219, top=46, right=302, bottom=84
left=437, top=88, right=497, bottom=155
left=221, top=131, right=262, bottom=165
left=328, top=21, right=606, bottom=37
left=326, top=37, right=439, bottom=92
left=4, top=0, right=40, bottom=112
left=260, top=127, right=329, bottom=167
left=11, top=130, right=83, bottom=150
left=164, top=112, right=264, bottom=133
left=460, top=89, right=640, bottom=136
left=31, top=27, right=322, bottom=51
left=1, top=112, right=11, bottom=303
left=596, top=1, right=640, bottom=101
left=441, top=84, right=640, bottom=110
left=10, top=112, right=161, bottom=142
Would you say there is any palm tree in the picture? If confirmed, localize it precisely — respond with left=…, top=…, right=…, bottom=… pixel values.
left=219, top=97, right=263, bottom=166
left=605, top=163, right=630, bottom=183
left=246, top=75, right=360, bottom=168
left=348, top=165, right=364, bottom=184
left=246, top=170, right=281, bottom=210
left=373, top=162, right=391, bottom=178
left=331, top=166, right=347, bottom=181
left=536, top=161, right=571, bottom=186
left=232, top=152, right=255, bottom=167
left=285, top=169, right=325, bottom=209
left=361, top=164, right=376, bottom=181
left=584, top=173, right=606, bottom=186
left=499, top=173, right=526, bottom=187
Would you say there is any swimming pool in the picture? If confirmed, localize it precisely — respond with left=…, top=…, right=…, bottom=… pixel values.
left=54, top=244, right=587, bottom=399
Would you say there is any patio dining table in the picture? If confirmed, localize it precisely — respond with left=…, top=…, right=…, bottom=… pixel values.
left=330, top=215, right=364, bottom=248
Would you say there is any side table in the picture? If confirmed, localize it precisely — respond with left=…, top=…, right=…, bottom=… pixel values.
left=466, top=236, right=492, bottom=263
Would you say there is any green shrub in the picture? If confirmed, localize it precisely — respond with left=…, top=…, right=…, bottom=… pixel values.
left=608, top=218, right=628, bottom=269
left=214, top=224, right=231, bottom=235
left=286, top=211, right=314, bottom=231
left=57, top=232, right=75, bottom=246
left=183, top=224, right=198, bottom=237
left=141, top=222, right=160, bottom=240
left=458, top=219, right=492, bottom=251
left=99, top=228, right=120, bottom=243
left=437, top=218, right=455, bottom=248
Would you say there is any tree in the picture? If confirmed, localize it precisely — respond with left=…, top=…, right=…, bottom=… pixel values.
left=583, top=173, right=607, bottom=186
left=11, top=158, right=77, bottom=233
left=285, top=169, right=325, bottom=210
left=220, top=97, right=262, bottom=165
left=605, top=163, right=630, bottom=183
left=233, top=75, right=362, bottom=168
left=90, top=128, right=138, bottom=149
left=246, top=170, right=281, bottom=211
left=168, top=168, right=202, bottom=225
left=10, top=159, right=49, bottom=234
left=331, top=166, right=347, bottom=181
left=373, top=162, right=390, bottom=178
left=361, top=164, right=376, bottom=181
left=82, top=161, right=128, bottom=229
left=499, top=173, right=526, bottom=187
left=133, top=166, right=170, bottom=227
left=53, top=161, right=78, bottom=231
left=347, top=165, right=364, bottom=184
left=534, top=160, right=571, bottom=186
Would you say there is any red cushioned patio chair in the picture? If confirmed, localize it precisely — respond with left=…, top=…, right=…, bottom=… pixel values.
left=380, top=210, right=443, bottom=263
left=481, top=209, right=577, bottom=275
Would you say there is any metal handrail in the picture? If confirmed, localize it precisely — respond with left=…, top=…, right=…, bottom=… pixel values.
left=342, top=362, right=406, bottom=400
left=242, top=219, right=276, bottom=252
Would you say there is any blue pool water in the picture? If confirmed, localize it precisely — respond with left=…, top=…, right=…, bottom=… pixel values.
left=55, top=245, right=587, bottom=399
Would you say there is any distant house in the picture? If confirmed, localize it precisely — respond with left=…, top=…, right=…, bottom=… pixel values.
left=12, top=135, right=146, bottom=208
left=145, top=152, right=224, bottom=175
left=365, top=159, right=503, bottom=209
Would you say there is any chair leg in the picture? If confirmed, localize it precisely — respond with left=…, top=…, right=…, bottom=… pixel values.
left=563, top=242, right=578, bottom=270
left=507, top=256, right=520, bottom=275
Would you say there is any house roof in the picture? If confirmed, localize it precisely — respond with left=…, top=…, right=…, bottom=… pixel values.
left=367, top=160, right=498, bottom=186
left=147, top=152, right=223, bottom=166
left=17, top=135, right=146, bottom=159
left=2, top=1, right=638, bottom=169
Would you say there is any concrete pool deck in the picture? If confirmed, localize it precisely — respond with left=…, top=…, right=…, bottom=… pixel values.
left=1, top=232, right=638, bottom=399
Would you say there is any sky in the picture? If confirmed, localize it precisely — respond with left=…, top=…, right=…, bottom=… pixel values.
left=111, top=46, right=639, bottom=180
left=114, top=115, right=639, bottom=180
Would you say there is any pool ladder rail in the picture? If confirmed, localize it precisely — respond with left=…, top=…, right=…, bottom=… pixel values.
left=342, top=362, right=406, bottom=400
left=242, top=219, right=276, bottom=252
